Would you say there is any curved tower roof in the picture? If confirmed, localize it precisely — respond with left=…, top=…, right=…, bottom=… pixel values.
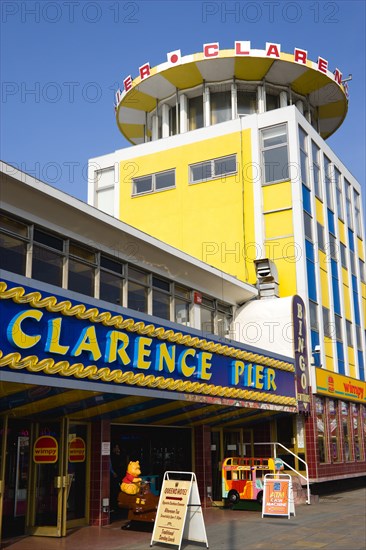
left=115, top=43, right=348, bottom=144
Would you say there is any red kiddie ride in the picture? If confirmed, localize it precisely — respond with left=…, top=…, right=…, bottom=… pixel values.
left=222, top=457, right=278, bottom=506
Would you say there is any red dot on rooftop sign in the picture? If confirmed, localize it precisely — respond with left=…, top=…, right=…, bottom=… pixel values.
left=170, top=54, right=179, bottom=63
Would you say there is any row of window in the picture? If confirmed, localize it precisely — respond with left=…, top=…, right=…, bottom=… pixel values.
left=132, top=155, right=238, bottom=196
left=316, top=397, right=365, bottom=464
left=299, top=126, right=363, bottom=238
left=0, top=213, right=233, bottom=337
left=131, top=123, right=290, bottom=197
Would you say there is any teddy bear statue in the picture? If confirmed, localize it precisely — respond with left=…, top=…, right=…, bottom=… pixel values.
left=120, top=460, right=142, bottom=495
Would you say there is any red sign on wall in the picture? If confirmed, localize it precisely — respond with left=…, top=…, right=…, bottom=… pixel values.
left=69, top=437, right=86, bottom=463
left=34, top=435, right=58, bottom=463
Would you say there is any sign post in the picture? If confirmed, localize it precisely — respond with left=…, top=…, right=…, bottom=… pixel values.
left=262, top=473, right=295, bottom=519
left=151, top=471, right=208, bottom=550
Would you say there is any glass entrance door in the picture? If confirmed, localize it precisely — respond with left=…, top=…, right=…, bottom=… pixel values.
left=66, top=422, right=89, bottom=529
left=27, top=420, right=66, bottom=536
left=0, top=416, right=7, bottom=541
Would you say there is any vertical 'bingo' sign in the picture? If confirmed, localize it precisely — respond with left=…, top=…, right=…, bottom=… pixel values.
left=151, top=471, right=208, bottom=550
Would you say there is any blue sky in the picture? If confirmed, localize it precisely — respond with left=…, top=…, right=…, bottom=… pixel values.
left=1, top=0, right=365, bottom=201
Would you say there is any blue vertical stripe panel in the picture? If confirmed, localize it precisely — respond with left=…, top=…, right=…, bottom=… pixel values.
left=358, top=351, right=365, bottom=381
left=311, top=331, right=321, bottom=367
left=307, top=259, right=317, bottom=301
left=337, top=342, right=345, bottom=375
left=305, top=239, right=315, bottom=261
left=348, top=228, right=355, bottom=251
left=302, top=185, right=312, bottom=214
left=331, top=260, right=341, bottom=315
left=327, top=208, right=335, bottom=235
left=352, top=275, right=360, bottom=325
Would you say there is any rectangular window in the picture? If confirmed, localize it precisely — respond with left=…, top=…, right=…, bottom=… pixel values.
left=299, top=127, right=309, bottom=188
left=316, top=397, right=328, bottom=463
left=100, top=255, right=124, bottom=305
left=210, top=91, right=231, bottom=124
left=317, top=223, right=325, bottom=251
left=340, top=243, right=347, bottom=268
left=346, top=320, right=353, bottom=348
left=324, top=156, right=334, bottom=211
left=127, top=267, right=149, bottom=313
left=354, top=190, right=362, bottom=237
left=351, top=403, right=364, bottom=461
left=304, top=211, right=313, bottom=241
left=345, top=179, right=353, bottom=229
left=309, top=300, right=319, bottom=331
left=335, top=315, right=342, bottom=342
left=359, top=259, right=366, bottom=283
left=312, top=141, right=322, bottom=199
left=32, top=228, right=64, bottom=287
left=133, top=170, right=175, bottom=196
left=188, top=95, right=203, bottom=130
left=174, top=285, right=191, bottom=326
left=323, top=306, right=334, bottom=339
left=335, top=168, right=344, bottom=220
left=237, top=90, right=256, bottom=115
left=189, top=154, right=237, bottom=184
left=68, top=242, right=96, bottom=297
left=261, top=124, right=289, bottom=184
left=95, top=167, right=115, bottom=216
left=329, top=399, right=340, bottom=462
left=217, top=302, right=233, bottom=338
left=0, top=214, right=29, bottom=275
left=341, top=401, right=352, bottom=462
left=152, top=276, right=171, bottom=320
left=200, top=296, right=215, bottom=334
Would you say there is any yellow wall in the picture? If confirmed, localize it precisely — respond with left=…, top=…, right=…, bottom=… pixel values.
left=119, top=129, right=256, bottom=284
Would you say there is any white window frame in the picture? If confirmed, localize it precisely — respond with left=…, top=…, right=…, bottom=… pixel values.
left=189, top=154, right=237, bottom=184
left=132, top=169, right=176, bottom=196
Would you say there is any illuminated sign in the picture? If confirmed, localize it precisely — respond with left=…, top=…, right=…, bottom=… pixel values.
left=0, top=279, right=296, bottom=408
left=34, top=435, right=58, bottom=464
left=292, top=296, right=310, bottom=413
left=116, top=41, right=345, bottom=106
left=316, top=368, right=366, bottom=403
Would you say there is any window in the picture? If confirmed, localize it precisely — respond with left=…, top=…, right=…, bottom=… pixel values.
left=127, top=267, right=148, bottom=313
left=341, top=401, right=352, bottom=462
left=200, top=296, right=215, bottom=334
left=299, top=127, right=309, bottom=188
left=346, top=320, right=353, bottom=347
left=261, top=124, right=289, bottom=184
left=304, top=212, right=313, bottom=241
left=169, top=105, right=178, bottom=136
left=0, top=214, right=28, bottom=275
left=32, top=228, right=64, bottom=287
left=188, top=95, right=203, bottom=130
left=266, top=93, right=279, bottom=111
left=351, top=404, right=364, bottom=461
left=340, top=243, right=347, bottom=268
left=311, top=141, right=322, bottom=199
left=189, top=155, right=237, bottom=184
left=324, top=156, right=333, bottom=211
left=345, top=179, right=353, bottom=229
left=133, top=169, right=175, bottom=196
left=237, top=90, right=256, bottom=116
left=334, top=168, right=344, bottom=220
left=309, top=300, right=319, bottom=331
left=328, top=399, right=340, bottom=462
left=210, top=91, right=231, bottom=124
left=323, top=306, right=334, bottom=339
left=152, top=276, right=171, bottom=320
left=359, top=259, right=366, bottom=283
left=100, top=255, right=124, bottom=305
left=217, top=302, right=233, bottom=338
left=68, top=242, right=96, bottom=297
left=174, top=285, right=191, bottom=326
left=316, top=397, right=328, bottom=463
left=354, top=190, right=362, bottom=237
left=317, top=223, right=325, bottom=251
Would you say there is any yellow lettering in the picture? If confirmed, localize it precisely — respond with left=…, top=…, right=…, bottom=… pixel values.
left=178, top=349, right=196, bottom=377
left=7, top=309, right=43, bottom=349
left=46, top=318, right=69, bottom=355
left=105, top=331, right=131, bottom=365
left=265, top=368, right=277, bottom=391
left=155, top=343, right=175, bottom=373
left=71, top=326, right=102, bottom=361
left=198, top=352, right=212, bottom=381
left=255, top=365, right=264, bottom=389
left=134, top=337, right=152, bottom=369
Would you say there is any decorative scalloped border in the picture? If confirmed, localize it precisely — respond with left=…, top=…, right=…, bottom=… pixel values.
left=0, top=281, right=297, bottom=407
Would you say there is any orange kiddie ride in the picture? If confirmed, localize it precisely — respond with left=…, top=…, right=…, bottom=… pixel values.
left=118, top=461, right=159, bottom=526
left=222, top=457, right=280, bottom=506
